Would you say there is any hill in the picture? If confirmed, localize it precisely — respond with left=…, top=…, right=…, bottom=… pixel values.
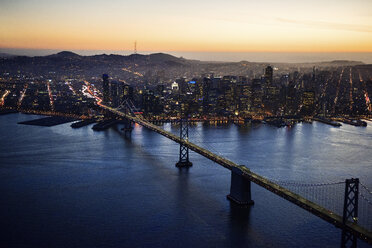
left=0, top=51, right=366, bottom=83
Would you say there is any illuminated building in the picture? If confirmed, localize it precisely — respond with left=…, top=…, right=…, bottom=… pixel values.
left=123, top=84, right=134, bottom=101
left=141, top=90, right=163, bottom=115
left=202, top=78, right=211, bottom=114
left=176, top=78, right=187, bottom=94
left=251, top=79, right=263, bottom=113
left=109, top=81, right=119, bottom=107
left=102, top=74, right=110, bottom=103
left=171, top=82, right=179, bottom=91
left=220, top=77, right=236, bottom=113
left=237, top=81, right=252, bottom=115
left=302, top=90, right=315, bottom=115
left=265, top=66, right=273, bottom=85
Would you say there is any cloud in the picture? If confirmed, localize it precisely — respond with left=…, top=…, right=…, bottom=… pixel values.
left=276, top=18, right=372, bottom=33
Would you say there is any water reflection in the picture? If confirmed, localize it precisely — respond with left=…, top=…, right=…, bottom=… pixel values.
left=228, top=202, right=252, bottom=247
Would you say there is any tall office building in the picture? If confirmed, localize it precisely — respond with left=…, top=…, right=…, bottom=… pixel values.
left=123, top=84, right=134, bottom=101
left=251, top=79, right=263, bottom=113
left=102, top=74, right=110, bottom=103
left=202, top=78, right=211, bottom=114
left=301, top=90, right=315, bottom=115
left=265, top=66, right=273, bottom=85
left=109, top=81, right=126, bottom=107
left=237, top=82, right=252, bottom=115
left=109, top=81, right=119, bottom=107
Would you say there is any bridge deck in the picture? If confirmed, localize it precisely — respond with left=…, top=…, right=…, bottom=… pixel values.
left=101, top=104, right=372, bottom=244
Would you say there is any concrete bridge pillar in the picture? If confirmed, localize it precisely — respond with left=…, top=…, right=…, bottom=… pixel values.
left=227, top=166, right=254, bottom=205
left=122, top=119, right=133, bottom=138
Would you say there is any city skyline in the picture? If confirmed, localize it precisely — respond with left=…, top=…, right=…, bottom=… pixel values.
left=1, top=0, right=372, bottom=53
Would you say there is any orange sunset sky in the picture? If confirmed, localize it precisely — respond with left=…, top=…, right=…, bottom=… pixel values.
left=1, top=0, right=372, bottom=52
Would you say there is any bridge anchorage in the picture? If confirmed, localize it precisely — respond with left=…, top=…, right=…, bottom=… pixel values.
left=176, top=118, right=192, bottom=167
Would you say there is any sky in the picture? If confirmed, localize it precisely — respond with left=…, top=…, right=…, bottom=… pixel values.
left=0, top=0, right=372, bottom=53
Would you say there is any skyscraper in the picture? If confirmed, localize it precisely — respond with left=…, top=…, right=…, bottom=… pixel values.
left=102, top=74, right=110, bottom=103
left=251, top=79, right=263, bottom=113
left=123, top=84, right=134, bottom=101
left=264, top=66, right=273, bottom=85
left=301, top=90, right=315, bottom=115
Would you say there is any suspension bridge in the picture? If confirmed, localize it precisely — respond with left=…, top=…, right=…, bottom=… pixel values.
left=98, top=101, right=372, bottom=247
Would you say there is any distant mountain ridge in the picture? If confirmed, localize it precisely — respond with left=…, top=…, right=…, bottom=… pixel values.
left=319, top=60, right=364, bottom=66
left=0, top=52, right=16, bottom=58
left=0, top=50, right=366, bottom=65
left=0, top=50, right=367, bottom=81
left=0, top=50, right=194, bottom=78
left=46, top=51, right=81, bottom=58
left=40, top=51, right=187, bottom=63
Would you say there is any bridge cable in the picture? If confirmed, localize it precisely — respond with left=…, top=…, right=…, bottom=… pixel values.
left=186, top=125, right=237, bottom=163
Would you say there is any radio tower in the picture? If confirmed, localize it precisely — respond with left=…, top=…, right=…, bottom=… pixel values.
left=134, top=41, right=137, bottom=54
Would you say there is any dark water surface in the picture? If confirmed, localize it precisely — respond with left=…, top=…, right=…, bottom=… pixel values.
left=0, top=113, right=371, bottom=248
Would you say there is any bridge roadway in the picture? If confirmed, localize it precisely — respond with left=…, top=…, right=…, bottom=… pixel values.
left=100, top=104, right=372, bottom=244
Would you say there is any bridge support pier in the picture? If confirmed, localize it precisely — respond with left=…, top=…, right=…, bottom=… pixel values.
left=121, top=119, right=133, bottom=138
left=227, top=166, right=254, bottom=206
left=341, top=178, right=359, bottom=248
left=176, top=118, right=192, bottom=167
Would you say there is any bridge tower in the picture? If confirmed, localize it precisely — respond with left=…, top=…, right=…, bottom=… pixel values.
left=341, top=178, right=359, bottom=248
left=176, top=118, right=193, bottom=167
left=117, top=99, right=134, bottom=138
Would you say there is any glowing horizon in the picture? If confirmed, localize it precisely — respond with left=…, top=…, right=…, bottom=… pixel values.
left=1, top=0, right=372, bottom=53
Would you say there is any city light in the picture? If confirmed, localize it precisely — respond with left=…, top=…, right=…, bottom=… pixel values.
left=0, top=90, right=10, bottom=106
